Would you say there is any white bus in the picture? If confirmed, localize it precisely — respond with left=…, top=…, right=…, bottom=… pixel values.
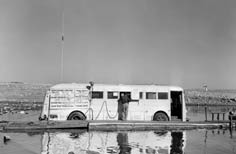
left=39, top=83, right=186, bottom=121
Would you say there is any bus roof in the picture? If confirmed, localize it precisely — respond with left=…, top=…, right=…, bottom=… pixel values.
left=50, top=83, right=88, bottom=90
left=50, top=83, right=184, bottom=91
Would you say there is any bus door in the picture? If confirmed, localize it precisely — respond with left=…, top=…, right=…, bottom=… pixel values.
left=170, top=91, right=183, bottom=121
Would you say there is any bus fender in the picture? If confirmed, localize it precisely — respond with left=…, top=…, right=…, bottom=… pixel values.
left=153, top=111, right=169, bottom=121
left=67, top=111, right=86, bottom=120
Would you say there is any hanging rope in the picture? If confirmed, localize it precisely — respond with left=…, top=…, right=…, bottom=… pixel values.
left=104, top=101, right=118, bottom=119
left=93, top=101, right=118, bottom=120
left=94, top=101, right=106, bottom=120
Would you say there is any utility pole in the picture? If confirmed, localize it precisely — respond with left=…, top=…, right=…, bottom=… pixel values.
left=60, top=0, right=64, bottom=82
left=203, top=84, right=208, bottom=121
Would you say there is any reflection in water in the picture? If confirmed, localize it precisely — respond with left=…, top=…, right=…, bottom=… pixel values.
left=4, top=129, right=236, bottom=154
left=170, top=132, right=184, bottom=154
left=184, top=129, right=236, bottom=154
left=117, top=132, right=131, bottom=154
left=41, top=130, right=185, bottom=154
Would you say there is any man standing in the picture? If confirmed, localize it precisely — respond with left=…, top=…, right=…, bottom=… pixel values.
left=118, top=95, right=123, bottom=120
left=118, top=93, right=131, bottom=120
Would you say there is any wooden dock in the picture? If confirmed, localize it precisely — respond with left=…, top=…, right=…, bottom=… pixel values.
left=0, top=120, right=230, bottom=132
left=0, top=121, right=88, bottom=131
left=89, top=120, right=228, bottom=131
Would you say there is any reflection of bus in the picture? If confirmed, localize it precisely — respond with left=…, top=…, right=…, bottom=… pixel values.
left=39, top=83, right=186, bottom=121
left=41, top=131, right=186, bottom=154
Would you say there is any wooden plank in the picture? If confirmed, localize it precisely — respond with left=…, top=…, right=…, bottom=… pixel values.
left=2, top=120, right=88, bottom=131
left=88, top=120, right=227, bottom=131
left=0, top=120, right=229, bottom=131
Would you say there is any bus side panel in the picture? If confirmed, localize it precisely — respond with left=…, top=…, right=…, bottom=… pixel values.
left=47, top=88, right=90, bottom=121
left=49, top=108, right=89, bottom=120
left=144, top=100, right=171, bottom=120
left=128, top=100, right=146, bottom=120
left=90, top=99, right=106, bottom=120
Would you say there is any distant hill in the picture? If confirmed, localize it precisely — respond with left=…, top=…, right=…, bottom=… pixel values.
left=0, top=82, right=235, bottom=105
left=185, top=89, right=236, bottom=105
left=0, top=82, right=51, bottom=103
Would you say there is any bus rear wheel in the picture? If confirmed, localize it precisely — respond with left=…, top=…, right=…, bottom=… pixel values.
left=67, top=112, right=86, bottom=120
left=153, top=112, right=169, bottom=121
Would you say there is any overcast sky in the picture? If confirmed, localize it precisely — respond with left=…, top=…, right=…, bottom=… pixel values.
left=0, top=0, right=236, bottom=89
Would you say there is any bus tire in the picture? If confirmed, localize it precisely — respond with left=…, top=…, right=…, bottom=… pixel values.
left=67, top=111, right=86, bottom=120
left=153, top=112, right=169, bottom=121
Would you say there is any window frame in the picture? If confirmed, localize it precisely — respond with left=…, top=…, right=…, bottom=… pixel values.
left=107, top=91, right=119, bottom=99
left=139, top=92, right=143, bottom=99
left=158, top=92, right=169, bottom=100
left=91, top=91, right=104, bottom=99
left=145, top=92, right=157, bottom=99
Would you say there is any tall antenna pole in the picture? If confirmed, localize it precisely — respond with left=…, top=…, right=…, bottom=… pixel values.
left=60, top=2, right=64, bottom=82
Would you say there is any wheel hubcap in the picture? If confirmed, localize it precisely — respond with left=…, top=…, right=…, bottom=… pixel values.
left=72, top=116, right=80, bottom=120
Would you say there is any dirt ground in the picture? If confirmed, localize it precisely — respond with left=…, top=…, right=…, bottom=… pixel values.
left=0, top=110, right=40, bottom=122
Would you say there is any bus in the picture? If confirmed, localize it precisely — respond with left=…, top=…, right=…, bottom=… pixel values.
left=39, top=82, right=186, bottom=121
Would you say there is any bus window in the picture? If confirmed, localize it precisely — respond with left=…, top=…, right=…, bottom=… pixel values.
left=158, top=92, right=168, bottom=100
left=139, top=92, right=143, bottom=99
left=107, top=91, right=119, bottom=99
left=146, top=92, right=156, bottom=99
left=92, top=91, right=103, bottom=99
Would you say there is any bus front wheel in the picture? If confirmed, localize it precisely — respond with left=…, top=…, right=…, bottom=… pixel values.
left=67, top=111, right=86, bottom=120
left=153, top=112, right=169, bottom=121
